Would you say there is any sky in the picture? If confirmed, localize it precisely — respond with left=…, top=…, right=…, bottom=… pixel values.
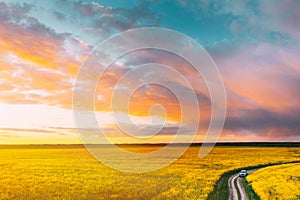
left=0, top=0, right=300, bottom=144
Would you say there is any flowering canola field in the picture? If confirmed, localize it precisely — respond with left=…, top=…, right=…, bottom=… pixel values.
left=247, top=162, right=300, bottom=200
left=0, top=145, right=299, bottom=199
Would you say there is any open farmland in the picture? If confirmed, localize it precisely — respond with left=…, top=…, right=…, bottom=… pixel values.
left=247, top=162, right=300, bottom=200
left=0, top=145, right=299, bottom=200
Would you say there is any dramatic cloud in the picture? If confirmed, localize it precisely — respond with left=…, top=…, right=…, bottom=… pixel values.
left=0, top=0, right=300, bottom=143
left=0, top=1, right=91, bottom=108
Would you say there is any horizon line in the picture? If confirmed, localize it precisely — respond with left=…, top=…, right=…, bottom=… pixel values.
left=1, top=142, right=299, bottom=146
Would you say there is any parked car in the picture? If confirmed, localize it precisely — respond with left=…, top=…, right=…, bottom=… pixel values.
left=239, top=169, right=248, bottom=178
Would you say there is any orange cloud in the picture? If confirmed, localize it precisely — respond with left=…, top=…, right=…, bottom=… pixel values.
left=0, top=11, right=91, bottom=108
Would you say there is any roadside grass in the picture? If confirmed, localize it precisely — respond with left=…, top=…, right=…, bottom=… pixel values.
left=241, top=178, right=260, bottom=200
left=207, top=160, right=300, bottom=200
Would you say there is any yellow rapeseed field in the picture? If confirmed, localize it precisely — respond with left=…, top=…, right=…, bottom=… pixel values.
left=0, top=145, right=299, bottom=199
left=247, top=162, right=300, bottom=200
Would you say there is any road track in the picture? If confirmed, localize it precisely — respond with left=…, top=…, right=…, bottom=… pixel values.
left=228, top=170, right=256, bottom=200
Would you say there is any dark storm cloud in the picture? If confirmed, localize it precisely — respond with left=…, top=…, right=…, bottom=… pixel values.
left=225, top=108, right=300, bottom=136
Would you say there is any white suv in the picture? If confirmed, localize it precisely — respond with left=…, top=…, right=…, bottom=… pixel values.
left=239, top=170, right=248, bottom=178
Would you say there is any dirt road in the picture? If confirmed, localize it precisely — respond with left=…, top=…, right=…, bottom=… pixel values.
left=228, top=170, right=256, bottom=200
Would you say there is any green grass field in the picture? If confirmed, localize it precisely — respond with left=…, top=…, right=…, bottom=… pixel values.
left=0, top=145, right=299, bottom=199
